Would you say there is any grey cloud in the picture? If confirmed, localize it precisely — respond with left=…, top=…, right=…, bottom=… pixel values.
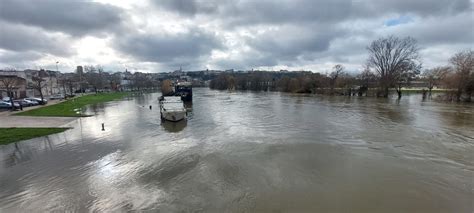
left=0, top=50, right=42, bottom=63
left=154, top=0, right=353, bottom=24
left=214, top=51, right=278, bottom=70
left=247, top=25, right=339, bottom=62
left=0, top=21, right=73, bottom=56
left=213, top=23, right=344, bottom=69
left=214, top=26, right=339, bottom=70
left=0, top=0, right=125, bottom=36
left=358, top=0, right=472, bottom=17
left=224, top=0, right=352, bottom=26
left=114, top=28, right=223, bottom=68
left=152, top=0, right=471, bottom=26
left=155, top=0, right=221, bottom=16
left=380, top=12, right=474, bottom=45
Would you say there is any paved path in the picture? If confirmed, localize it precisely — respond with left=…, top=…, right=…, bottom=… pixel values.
left=0, top=116, right=77, bottom=128
left=0, top=99, right=78, bottom=128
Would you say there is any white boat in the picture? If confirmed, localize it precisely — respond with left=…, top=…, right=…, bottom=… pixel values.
left=159, top=96, right=186, bottom=122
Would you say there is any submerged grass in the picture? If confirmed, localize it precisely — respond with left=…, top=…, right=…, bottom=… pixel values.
left=15, top=92, right=129, bottom=117
left=0, top=128, right=69, bottom=145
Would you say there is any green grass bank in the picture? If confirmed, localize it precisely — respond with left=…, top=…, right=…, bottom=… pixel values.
left=0, top=128, right=69, bottom=145
left=15, top=92, right=129, bottom=117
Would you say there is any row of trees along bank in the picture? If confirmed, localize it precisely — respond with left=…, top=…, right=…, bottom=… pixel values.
left=209, top=35, right=473, bottom=102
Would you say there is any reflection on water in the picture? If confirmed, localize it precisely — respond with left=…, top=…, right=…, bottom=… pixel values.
left=3, top=143, right=32, bottom=167
left=161, top=120, right=187, bottom=133
left=0, top=88, right=473, bottom=212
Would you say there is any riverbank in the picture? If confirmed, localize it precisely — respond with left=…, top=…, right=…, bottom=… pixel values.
left=14, top=92, right=129, bottom=117
left=211, top=86, right=454, bottom=97
left=1, top=92, right=130, bottom=145
left=0, top=128, right=69, bottom=145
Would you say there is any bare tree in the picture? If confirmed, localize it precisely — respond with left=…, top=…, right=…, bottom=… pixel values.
left=29, top=72, right=47, bottom=103
left=422, top=66, right=450, bottom=97
left=394, top=61, right=421, bottom=99
left=107, top=73, right=121, bottom=91
left=329, top=64, right=344, bottom=95
left=449, top=50, right=473, bottom=102
left=357, top=66, right=377, bottom=96
left=367, top=36, right=421, bottom=98
left=131, top=72, right=157, bottom=91
left=0, top=71, right=20, bottom=110
left=84, top=65, right=105, bottom=93
left=58, top=74, right=68, bottom=97
left=58, top=73, right=77, bottom=96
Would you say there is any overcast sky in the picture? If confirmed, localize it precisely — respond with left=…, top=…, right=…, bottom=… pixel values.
left=0, top=0, right=472, bottom=73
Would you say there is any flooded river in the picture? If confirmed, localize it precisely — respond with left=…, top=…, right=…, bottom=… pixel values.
left=1, top=88, right=473, bottom=212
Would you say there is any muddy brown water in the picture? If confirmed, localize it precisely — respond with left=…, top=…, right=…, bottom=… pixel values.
left=1, top=88, right=473, bottom=212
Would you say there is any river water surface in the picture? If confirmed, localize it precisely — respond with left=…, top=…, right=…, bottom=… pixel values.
left=1, top=88, right=473, bottom=212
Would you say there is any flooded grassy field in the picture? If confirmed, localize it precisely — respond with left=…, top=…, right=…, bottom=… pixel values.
left=1, top=88, right=473, bottom=212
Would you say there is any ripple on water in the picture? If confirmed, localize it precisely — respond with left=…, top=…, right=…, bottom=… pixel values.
left=0, top=90, right=473, bottom=212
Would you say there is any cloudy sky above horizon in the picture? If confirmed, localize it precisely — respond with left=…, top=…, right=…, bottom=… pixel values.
left=0, top=0, right=472, bottom=73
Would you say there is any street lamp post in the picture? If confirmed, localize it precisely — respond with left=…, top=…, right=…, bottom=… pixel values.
left=55, top=61, right=59, bottom=95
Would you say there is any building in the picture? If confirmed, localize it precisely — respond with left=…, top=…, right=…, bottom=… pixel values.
left=0, top=69, right=62, bottom=99
left=24, top=69, right=62, bottom=97
left=0, top=70, right=29, bottom=99
left=76, top=66, right=83, bottom=75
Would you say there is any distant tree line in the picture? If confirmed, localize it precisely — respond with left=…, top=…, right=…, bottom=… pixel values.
left=210, top=35, right=473, bottom=102
left=209, top=67, right=371, bottom=96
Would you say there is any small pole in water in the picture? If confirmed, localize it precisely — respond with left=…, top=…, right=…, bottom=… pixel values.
left=101, top=123, right=105, bottom=131
left=149, top=105, right=152, bottom=110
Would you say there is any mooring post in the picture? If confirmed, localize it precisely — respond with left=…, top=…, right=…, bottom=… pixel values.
left=101, top=123, right=105, bottom=131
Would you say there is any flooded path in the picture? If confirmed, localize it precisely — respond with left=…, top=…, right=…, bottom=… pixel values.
left=1, top=88, right=473, bottom=212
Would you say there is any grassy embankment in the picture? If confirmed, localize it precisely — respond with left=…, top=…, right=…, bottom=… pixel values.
left=15, top=92, right=129, bottom=117
left=0, top=92, right=129, bottom=145
left=0, top=128, right=69, bottom=145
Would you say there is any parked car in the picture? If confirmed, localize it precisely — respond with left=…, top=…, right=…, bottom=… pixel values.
left=23, top=99, right=39, bottom=106
left=0, top=101, right=11, bottom=109
left=25, top=97, right=47, bottom=105
left=2, top=97, right=12, bottom=102
left=0, top=101, right=20, bottom=108
left=14, top=100, right=32, bottom=107
left=49, top=94, right=65, bottom=100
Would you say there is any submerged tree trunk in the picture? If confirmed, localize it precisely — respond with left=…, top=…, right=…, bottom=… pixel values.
left=8, top=90, right=15, bottom=110
left=69, top=84, right=74, bottom=96
left=62, top=84, right=67, bottom=99
left=396, top=89, right=402, bottom=99
left=383, top=86, right=389, bottom=98
left=422, top=89, right=427, bottom=100
left=396, top=83, right=403, bottom=99
left=456, top=88, right=462, bottom=102
left=466, top=91, right=472, bottom=102
left=39, top=89, right=44, bottom=104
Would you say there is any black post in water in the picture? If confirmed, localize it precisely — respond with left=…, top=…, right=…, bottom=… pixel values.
left=149, top=105, right=152, bottom=110
left=101, top=123, right=105, bottom=131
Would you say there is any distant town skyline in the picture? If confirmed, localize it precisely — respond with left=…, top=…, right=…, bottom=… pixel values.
left=0, top=0, right=472, bottom=73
